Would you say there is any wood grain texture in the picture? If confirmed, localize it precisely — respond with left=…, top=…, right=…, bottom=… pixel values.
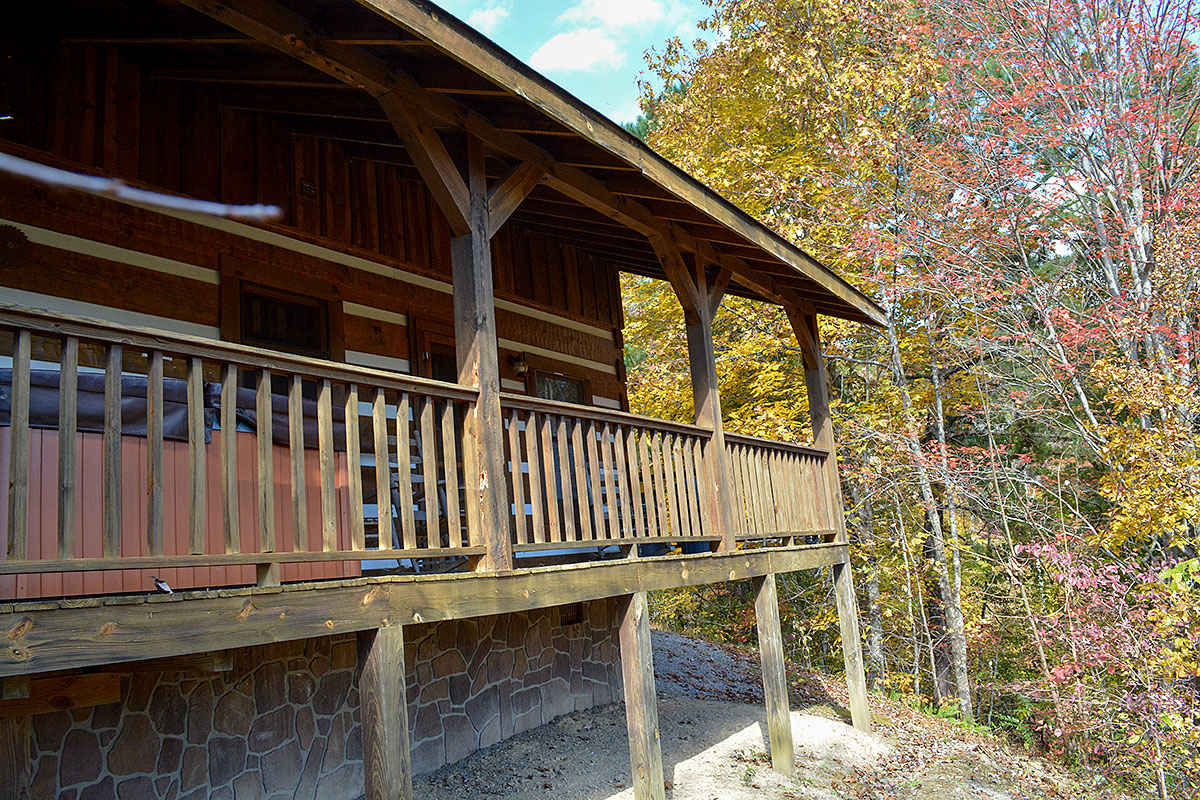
left=753, top=573, right=795, bottom=776
left=834, top=561, right=871, bottom=732
left=256, top=369, right=276, bottom=553
left=0, top=716, right=30, bottom=799
left=57, top=337, right=78, bottom=559
left=359, top=625, right=414, bottom=800
left=289, top=375, right=310, bottom=552
left=187, top=357, right=206, bottom=555
left=0, top=673, right=120, bottom=717
left=220, top=364, right=240, bottom=554
left=0, top=544, right=846, bottom=677
left=317, top=379, right=337, bottom=552
left=618, top=591, right=665, bottom=800
left=102, top=344, right=122, bottom=558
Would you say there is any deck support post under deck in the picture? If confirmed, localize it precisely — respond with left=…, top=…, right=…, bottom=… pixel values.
left=618, top=591, right=666, bottom=800
left=753, top=573, right=795, bottom=776
left=790, top=308, right=871, bottom=732
left=0, top=717, right=30, bottom=799
left=358, top=625, right=413, bottom=800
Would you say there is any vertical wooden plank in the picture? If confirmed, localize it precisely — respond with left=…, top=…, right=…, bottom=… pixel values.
left=523, top=411, right=545, bottom=545
left=187, top=357, right=206, bottom=555
left=507, top=410, right=527, bottom=545
left=395, top=393, right=416, bottom=549
left=372, top=389, right=393, bottom=549
left=729, top=444, right=747, bottom=536
left=679, top=437, right=700, bottom=538
left=835, top=561, right=872, bottom=731
left=256, top=369, right=276, bottom=553
left=624, top=427, right=645, bottom=539
left=690, top=437, right=711, bottom=536
left=439, top=399, right=462, bottom=548
left=418, top=395, right=440, bottom=547
left=346, top=384, right=366, bottom=551
left=221, top=364, right=239, bottom=554
left=102, top=343, right=121, bottom=559
left=585, top=419, right=606, bottom=538
left=638, top=430, right=660, bottom=538
left=754, top=573, right=796, bottom=776
left=600, top=423, right=620, bottom=539
left=289, top=375, right=309, bottom=552
left=145, top=349, right=163, bottom=556
left=652, top=433, right=673, bottom=538
left=57, top=337, right=79, bottom=559
left=538, top=413, right=561, bottom=542
left=569, top=418, right=593, bottom=541
left=318, top=379, right=337, bottom=552
left=6, top=329, right=30, bottom=560
left=618, top=592, right=666, bottom=800
left=671, top=436, right=694, bottom=538
left=554, top=415, right=577, bottom=543
left=359, top=625, right=414, bottom=800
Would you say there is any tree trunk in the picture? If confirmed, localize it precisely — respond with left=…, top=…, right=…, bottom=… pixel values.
left=886, top=313, right=974, bottom=719
left=848, top=481, right=886, bottom=686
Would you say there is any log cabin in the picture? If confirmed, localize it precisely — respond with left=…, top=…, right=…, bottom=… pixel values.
left=0, top=1, right=885, bottom=797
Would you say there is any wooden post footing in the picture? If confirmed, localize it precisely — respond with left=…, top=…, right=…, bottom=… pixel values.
left=833, top=562, right=871, bottom=731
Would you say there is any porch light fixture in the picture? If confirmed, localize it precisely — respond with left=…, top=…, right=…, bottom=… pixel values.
left=509, top=353, right=529, bottom=376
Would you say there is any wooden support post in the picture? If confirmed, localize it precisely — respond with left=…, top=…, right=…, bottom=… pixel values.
left=358, top=625, right=413, bottom=800
left=452, top=134, right=512, bottom=572
left=618, top=591, right=665, bottom=800
left=789, top=308, right=870, bottom=732
left=661, top=246, right=738, bottom=550
left=0, top=716, right=29, bottom=799
left=753, top=573, right=795, bottom=776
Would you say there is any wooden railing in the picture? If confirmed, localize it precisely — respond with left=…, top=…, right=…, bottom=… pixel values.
left=0, top=304, right=481, bottom=598
left=724, top=433, right=836, bottom=541
left=0, top=303, right=839, bottom=599
left=500, top=396, right=719, bottom=551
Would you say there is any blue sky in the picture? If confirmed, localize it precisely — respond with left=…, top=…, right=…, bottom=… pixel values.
left=434, top=0, right=709, bottom=125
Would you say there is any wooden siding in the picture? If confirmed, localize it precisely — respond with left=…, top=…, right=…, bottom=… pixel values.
left=0, top=40, right=626, bottom=404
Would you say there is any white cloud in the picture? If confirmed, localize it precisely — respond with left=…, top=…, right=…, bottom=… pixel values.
left=559, top=0, right=666, bottom=28
left=466, top=5, right=510, bottom=35
left=529, top=28, right=624, bottom=73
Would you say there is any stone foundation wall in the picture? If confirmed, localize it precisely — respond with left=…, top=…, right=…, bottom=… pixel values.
left=405, top=598, right=624, bottom=774
left=20, top=600, right=623, bottom=797
left=25, top=633, right=364, bottom=800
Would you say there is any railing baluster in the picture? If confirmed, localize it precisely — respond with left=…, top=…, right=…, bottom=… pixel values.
left=439, top=398, right=462, bottom=549
left=728, top=443, right=747, bottom=535
left=395, top=393, right=417, bottom=549
left=600, top=422, right=619, bottom=538
left=651, top=432, right=671, bottom=537
left=220, top=364, right=239, bottom=554
left=680, top=436, right=701, bottom=537
left=371, top=389, right=392, bottom=550
left=317, top=378, right=337, bottom=552
left=256, top=369, right=276, bottom=553
left=418, top=395, right=440, bottom=548
left=570, top=418, right=593, bottom=541
left=658, top=433, right=679, bottom=537
left=585, top=418, right=606, bottom=538
left=6, top=329, right=30, bottom=560
left=58, top=337, right=78, bottom=559
left=638, top=430, right=659, bottom=538
left=690, top=436, right=710, bottom=536
left=554, top=416, right=577, bottom=543
left=102, top=343, right=122, bottom=558
left=523, top=411, right=545, bottom=545
left=346, top=384, right=365, bottom=551
left=539, top=413, right=561, bottom=543
left=507, top=409, right=527, bottom=545
left=145, top=350, right=163, bottom=556
left=187, top=357, right=206, bottom=555
left=623, top=426, right=645, bottom=539
left=288, top=375, right=308, bottom=552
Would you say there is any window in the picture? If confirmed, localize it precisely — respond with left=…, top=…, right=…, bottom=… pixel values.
left=239, top=283, right=330, bottom=359
left=534, top=371, right=584, bottom=404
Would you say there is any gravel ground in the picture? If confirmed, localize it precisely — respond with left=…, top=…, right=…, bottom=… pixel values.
left=414, top=630, right=890, bottom=800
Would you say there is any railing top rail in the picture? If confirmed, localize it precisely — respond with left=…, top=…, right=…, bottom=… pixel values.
left=723, top=431, right=828, bottom=459
left=0, top=303, right=480, bottom=402
left=500, top=393, right=711, bottom=438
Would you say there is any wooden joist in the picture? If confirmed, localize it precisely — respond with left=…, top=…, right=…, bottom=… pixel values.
left=0, top=673, right=120, bottom=718
left=0, top=544, right=847, bottom=678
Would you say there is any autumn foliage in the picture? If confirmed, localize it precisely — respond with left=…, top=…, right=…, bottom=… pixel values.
left=629, top=0, right=1200, bottom=795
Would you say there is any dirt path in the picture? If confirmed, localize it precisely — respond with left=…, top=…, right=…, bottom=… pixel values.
left=413, top=631, right=1101, bottom=800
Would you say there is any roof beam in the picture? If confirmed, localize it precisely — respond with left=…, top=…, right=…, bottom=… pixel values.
left=487, top=161, right=544, bottom=233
